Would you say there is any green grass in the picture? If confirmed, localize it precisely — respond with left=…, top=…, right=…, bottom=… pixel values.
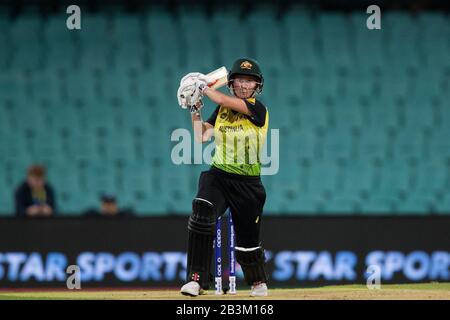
left=310, top=282, right=450, bottom=291
left=0, top=282, right=449, bottom=300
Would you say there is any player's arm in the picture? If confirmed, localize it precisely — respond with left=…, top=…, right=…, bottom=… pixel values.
left=203, top=87, right=251, bottom=116
left=191, top=111, right=214, bottom=143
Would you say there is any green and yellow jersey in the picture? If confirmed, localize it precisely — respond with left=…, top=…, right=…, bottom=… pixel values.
left=206, top=98, right=269, bottom=176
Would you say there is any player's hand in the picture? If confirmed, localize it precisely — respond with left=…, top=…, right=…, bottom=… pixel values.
left=26, top=205, right=41, bottom=217
left=180, top=72, right=204, bottom=85
left=189, top=100, right=204, bottom=115
left=177, top=74, right=208, bottom=109
left=177, top=73, right=202, bottom=108
left=190, top=78, right=208, bottom=106
left=180, top=72, right=211, bottom=86
left=177, top=84, right=195, bottom=108
left=41, top=204, right=53, bottom=216
left=177, top=76, right=198, bottom=108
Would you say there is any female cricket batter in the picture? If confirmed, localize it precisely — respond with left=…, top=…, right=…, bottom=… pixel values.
left=178, top=58, right=269, bottom=297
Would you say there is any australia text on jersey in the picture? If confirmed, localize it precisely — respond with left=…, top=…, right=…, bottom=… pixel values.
left=170, top=127, right=279, bottom=176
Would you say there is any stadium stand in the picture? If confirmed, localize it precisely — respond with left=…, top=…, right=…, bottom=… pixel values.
left=0, top=6, right=449, bottom=215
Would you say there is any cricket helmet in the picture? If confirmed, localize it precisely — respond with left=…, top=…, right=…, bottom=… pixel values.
left=227, top=57, right=264, bottom=96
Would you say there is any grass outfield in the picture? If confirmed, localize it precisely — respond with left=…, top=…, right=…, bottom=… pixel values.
left=0, top=283, right=449, bottom=300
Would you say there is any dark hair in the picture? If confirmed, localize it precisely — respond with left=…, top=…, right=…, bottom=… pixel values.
left=101, top=194, right=117, bottom=203
left=28, top=165, right=46, bottom=178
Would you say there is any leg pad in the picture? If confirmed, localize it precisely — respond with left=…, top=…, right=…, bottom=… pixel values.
left=235, top=247, right=269, bottom=285
left=186, top=199, right=216, bottom=289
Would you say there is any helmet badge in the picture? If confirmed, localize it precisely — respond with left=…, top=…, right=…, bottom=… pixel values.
left=240, top=61, right=253, bottom=70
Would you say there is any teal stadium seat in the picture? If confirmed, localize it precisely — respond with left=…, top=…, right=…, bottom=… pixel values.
left=43, top=14, right=79, bottom=70
left=306, top=159, right=338, bottom=200
left=350, top=12, right=386, bottom=75
left=317, top=12, right=353, bottom=71
left=120, top=162, right=164, bottom=213
left=436, top=195, right=450, bottom=215
left=211, top=7, right=252, bottom=63
left=135, top=69, right=166, bottom=102
left=395, top=197, right=431, bottom=215
left=112, top=14, right=147, bottom=71
left=78, top=14, right=113, bottom=70
left=362, top=195, right=398, bottom=215
left=63, top=69, right=98, bottom=102
left=286, top=192, right=324, bottom=215
left=178, top=11, right=216, bottom=72
left=383, top=12, right=421, bottom=71
left=321, top=128, right=355, bottom=161
left=356, top=126, right=391, bottom=161
left=3, top=159, right=30, bottom=199
left=10, top=14, right=44, bottom=70
left=146, top=10, right=180, bottom=72
left=322, top=196, right=360, bottom=215
left=0, top=167, right=8, bottom=215
left=49, top=165, right=83, bottom=214
left=375, top=161, right=410, bottom=202
left=294, top=130, right=318, bottom=162
left=393, top=128, right=427, bottom=161
left=417, top=13, right=449, bottom=67
left=247, top=7, right=285, bottom=73
left=101, top=69, right=132, bottom=102
left=0, top=13, right=11, bottom=71
left=0, top=10, right=449, bottom=216
left=338, top=160, right=374, bottom=201
left=283, top=8, right=318, bottom=71
left=0, top=100, right=13, bottom=135
left=85, top=164, right=117, bottom=198
left=26, top=69, right=59, bottom=102
left=0, top=70, right=25, bottom=101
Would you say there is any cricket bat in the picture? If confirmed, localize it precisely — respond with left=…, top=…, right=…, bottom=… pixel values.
left=206, top=66, right=228, bottom=89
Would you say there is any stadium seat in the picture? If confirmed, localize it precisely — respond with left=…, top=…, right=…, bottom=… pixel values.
left=350, top=12, right=386, bottom=74
left=78, top=14, right=113, bottom=70
left=0, top=14, right=11, bottom=71
left=307, top=160, right=338, bottom=199
left=247, top=8, right=285, bottom=73
left=211, top=9, right=252, bottom=62
left=283, top=8, right=318, bottom=71
left=145, top=10, right=180, bottom=72
left=288, top=193, right=324, bottom=215
left=10, top=14, right=44, bottom=70
left=396, top=197, right=433, bottom=215
left=357, top=127, right=391, bottom=161
left=362, top=196, right=398, bottom=215
left=337, top=160, right=373, bottom=201
left=393, top=128, right=426, bottom=161
left=43, top=14, right=79, bottom=70
left=322, top=196, right=360, bottom=215
left=62, top=70, right=98, bottom=102
left=321, top=128, right=355, bottom=161
left=410, top=162, right=447, bottom=197
left=417, top=13, right=450, bottom=66
left=317, top=12, right=353, bottom=71
left=178, top=12, right=216, bottom=72
left=436, top=195, right=450, bottom=215
left=375, top=161, right=411, bottom=202
left=112, top=14, right=147, bottom=71
left=0, top=9, right=448, bottom=216
left=383, top=12, right=421, bottom=70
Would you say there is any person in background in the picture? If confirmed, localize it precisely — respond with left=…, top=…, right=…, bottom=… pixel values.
left=15, top=165, right=56, bottom=217
left=84, top=194, right=134, bottom=217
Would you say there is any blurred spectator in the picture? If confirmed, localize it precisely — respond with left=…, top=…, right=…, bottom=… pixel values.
left=84, top=194, right=134, bottom=217
left=15, top=165, right=56, bottom=217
